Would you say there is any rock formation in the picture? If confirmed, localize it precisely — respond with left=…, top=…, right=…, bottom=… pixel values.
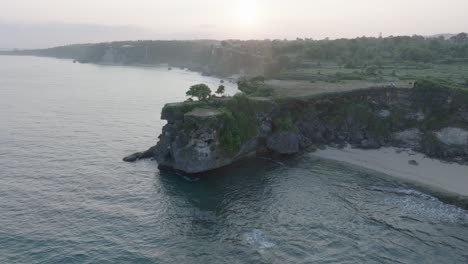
left=125, top=80, right=468, bottom=173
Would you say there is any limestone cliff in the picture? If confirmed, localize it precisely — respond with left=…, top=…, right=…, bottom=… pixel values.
left=125, top=80, right=468, bottom=173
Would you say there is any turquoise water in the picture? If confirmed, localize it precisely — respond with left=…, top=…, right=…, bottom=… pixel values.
left=1, top=56, right=467, bottom=263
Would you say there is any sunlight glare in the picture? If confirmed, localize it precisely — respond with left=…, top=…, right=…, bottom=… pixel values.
left=236, top=0, right=259, bottom=27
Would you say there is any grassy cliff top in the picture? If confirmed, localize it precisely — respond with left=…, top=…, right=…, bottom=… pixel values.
left=161, top=101, right=209, bottom=120
left=184, top=107, right=224, bottom=117
left=266, top=80, right=414, bottom=98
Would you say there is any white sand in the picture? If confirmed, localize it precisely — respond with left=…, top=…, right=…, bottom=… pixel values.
left=311, top=146, right=468, bottom=197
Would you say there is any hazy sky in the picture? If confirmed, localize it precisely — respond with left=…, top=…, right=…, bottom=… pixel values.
left=1, top=0, right=467, bottom=48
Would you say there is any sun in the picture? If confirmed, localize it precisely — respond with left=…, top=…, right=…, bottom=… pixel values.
left=236, top=0, right=259, bottom=27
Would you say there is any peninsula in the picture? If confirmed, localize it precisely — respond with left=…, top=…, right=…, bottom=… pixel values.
left=125, top=78, right=468, bottom=178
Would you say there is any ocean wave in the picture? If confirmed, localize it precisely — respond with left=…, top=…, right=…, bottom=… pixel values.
left=370, top=186, right=438, bottom=201
left=244, top=229, right=275, bottom=250
left=371, top=187, right=468, bottom=223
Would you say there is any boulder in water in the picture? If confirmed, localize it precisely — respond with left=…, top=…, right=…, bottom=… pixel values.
left=123, top=146, right=157, bottom=162
left=123, top=152, right=143, bottom=162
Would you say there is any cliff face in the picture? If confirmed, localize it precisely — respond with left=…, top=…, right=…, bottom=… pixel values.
left=153, top=106, right=254, bottom=173
left=141, top=98, right=276, bottom=173
left=126, top=82, right=468, bottom=173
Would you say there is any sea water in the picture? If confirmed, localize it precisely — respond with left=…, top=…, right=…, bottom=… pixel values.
left=1, top=56, right=467, bottom=263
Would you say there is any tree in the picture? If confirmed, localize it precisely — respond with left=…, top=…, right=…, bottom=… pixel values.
left=216, top=85, right=225, bottom=95
left=186, top=84, right=212, bottom=101
left=237, top=77, right=261, bottom=94
left=451, top=32, right=468, bottom=44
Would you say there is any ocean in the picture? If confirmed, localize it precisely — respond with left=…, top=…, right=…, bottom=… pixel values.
left=1, top=55, right=467, bottom=263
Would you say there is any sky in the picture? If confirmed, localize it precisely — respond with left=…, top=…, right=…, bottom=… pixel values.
left=1, top=0, right=467, bottom=48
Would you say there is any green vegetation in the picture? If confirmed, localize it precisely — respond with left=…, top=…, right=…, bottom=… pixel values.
left=273, top=33, right=468, bottom=66
left=218, top=94, right=273, bottom=155
left=321, top=97, right=396, bottom=139
left=237, top=76, right=274, bottom=97
left=217, top=112, right=243, bottom=155
left=162, top=75, right=468, bottom=165
left=413, top=78, right=468, bottom=130
left=315, top=78, right=468, bottom=141
left=161, top=101, right=209, bottom=120
left=163, top=91, right=276, bottom=155
left=216, top=85, right=225, bottom=96
left=175, top=103, right=255, bottom=155
left=11, top=33, right=468, bottom=81
left=278, top=62, right=468, bottom=84
left=186, top=84, right=212, bottom=101
left=273, top=34, right=468, bottom=84
left=272, top=114, right=297, bottom=132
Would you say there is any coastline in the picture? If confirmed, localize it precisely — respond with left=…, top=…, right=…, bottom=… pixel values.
left=310, top=146, right=468, bottom=197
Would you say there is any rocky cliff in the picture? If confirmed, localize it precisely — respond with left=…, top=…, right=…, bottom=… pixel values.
left=125, top=80, right=468, bottom=173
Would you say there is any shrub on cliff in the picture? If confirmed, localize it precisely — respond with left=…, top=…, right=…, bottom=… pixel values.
left=217, top=94, right=266, bottom=155
left=273, top=114, right=297, bottom=132
left=237, top=79, right=258, bottom=95
left=186, top=84, right=212, bottom=101
left=218, top=112, right=243, bottom=155
left=161, top=101, right=209, bottom=120
left=237, top=76, right=273, bottom=96
left=413, top=78, right=463, bottom=117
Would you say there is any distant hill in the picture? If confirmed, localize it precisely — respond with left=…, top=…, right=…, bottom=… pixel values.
left=4, top=40, right=269, bottom=77
left=4, top=34, right=468, bottom=77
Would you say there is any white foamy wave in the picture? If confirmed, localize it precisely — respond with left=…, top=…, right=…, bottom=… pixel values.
left=244, top=229, right=275, bottom=250
left=182, top=175, right=200, bottom=182
left=370, top=187, right=437, bottom=201
left=398, top=197, right=468, bottom=223
left=373, top=187, right=468, bottom=223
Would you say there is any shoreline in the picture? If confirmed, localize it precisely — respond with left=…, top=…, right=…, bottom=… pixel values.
left=310, top=146, right=468, bottom=198
left=0, top=54, right=240, bottom=80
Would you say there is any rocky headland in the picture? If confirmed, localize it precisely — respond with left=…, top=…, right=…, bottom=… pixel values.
left=125, top=79, right=468, bottom=174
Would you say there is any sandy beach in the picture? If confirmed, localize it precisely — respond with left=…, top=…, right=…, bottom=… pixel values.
left=311, top=146, right=468, bottom=197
